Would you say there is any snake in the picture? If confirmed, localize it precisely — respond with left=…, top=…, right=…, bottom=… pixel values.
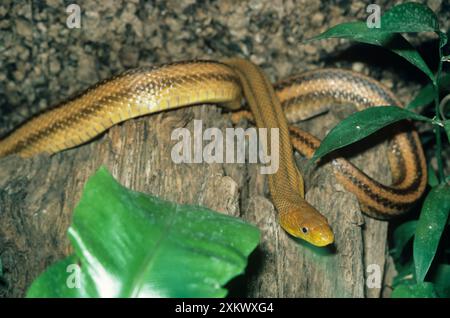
left=0, top=59, right=427, bottom=247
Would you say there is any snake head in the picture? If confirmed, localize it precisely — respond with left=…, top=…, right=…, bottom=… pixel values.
left=279, top=205, right=334, bottom=247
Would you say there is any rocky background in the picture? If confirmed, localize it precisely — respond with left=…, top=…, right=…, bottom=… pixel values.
left=1, top=0, right=449, bottom=136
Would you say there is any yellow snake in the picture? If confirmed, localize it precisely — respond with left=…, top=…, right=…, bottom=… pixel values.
left=0, top=59, right=427, bottom=247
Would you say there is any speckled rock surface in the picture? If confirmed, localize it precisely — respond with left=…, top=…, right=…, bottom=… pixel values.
left=1, top=0, right=449, bottom=136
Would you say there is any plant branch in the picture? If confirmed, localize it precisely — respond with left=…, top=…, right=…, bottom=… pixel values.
left=434, top=37, right=445, bottom=183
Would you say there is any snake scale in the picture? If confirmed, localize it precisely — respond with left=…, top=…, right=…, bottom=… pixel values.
left=0, top=59, right=427, bottom=247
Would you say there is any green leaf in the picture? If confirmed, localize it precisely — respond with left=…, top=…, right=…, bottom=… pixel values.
left=392, top=282, right=437, bottom=298
left=439, top=31, right=448, bottom=49
left=442, top=95, right=450, bottom=119
left=381, top=2, right=439, bottom=33
left=430, top=264, right=450, bottom=298
left=311, top=106, right=431, bottom=162
left=407, top=74, right=450, bottom=109
left=427, top=165, right=439, bottom=187
left=26, top=167, right=260, bottom=298
left=438, top=74, right=450, bottom=91
left=26, top=255, right=97, bottom=297
left=439, top=73, right=450, bottom=86
left=407, top=84, right=435, bottom=110
left=444, top=121, right=450, bottom=142
left=393, top=259, right=415, bottom=287
left=391, top=221, right=417, bottom=261
left=414, top=185, right=450, bottom=283
left=309, top=23, right=435, bottom=81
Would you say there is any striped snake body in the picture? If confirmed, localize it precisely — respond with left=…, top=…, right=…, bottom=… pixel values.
left=0, top=59, right=427, bottom=247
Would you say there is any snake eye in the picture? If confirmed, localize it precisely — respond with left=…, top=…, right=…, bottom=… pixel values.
left=301, top=227, right=309, bottom=234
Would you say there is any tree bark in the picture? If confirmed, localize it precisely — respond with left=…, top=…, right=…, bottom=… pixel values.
left=0, top=102, right=392, bottom=298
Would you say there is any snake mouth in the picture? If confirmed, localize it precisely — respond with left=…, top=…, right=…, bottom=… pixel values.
left=306, top=222, right=334, bottom=247
left=310, top=230, right=334, bottom=247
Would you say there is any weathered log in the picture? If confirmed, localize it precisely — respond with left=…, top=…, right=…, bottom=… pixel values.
left=0, top=102, right=391, bottom=297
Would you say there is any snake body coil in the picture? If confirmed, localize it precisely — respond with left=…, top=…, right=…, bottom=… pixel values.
left=0, top=59, right=427, bottom=247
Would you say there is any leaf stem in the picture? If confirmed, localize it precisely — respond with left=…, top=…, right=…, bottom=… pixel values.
left=434, top=40, right=445, bottom=183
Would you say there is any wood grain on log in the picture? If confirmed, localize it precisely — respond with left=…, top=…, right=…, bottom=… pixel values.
left=0, top=104, right=391, bottom=298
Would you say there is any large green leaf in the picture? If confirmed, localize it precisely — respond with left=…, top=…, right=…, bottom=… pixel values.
left=309, top=22, right=434, bottom=81
left=311, top=106, right=431, bottom=162
left=407, top=74, right=450, bottom=109
left=392, top=282, right=437, bottom=298
left=391, top=220, right=417, bottom=261
left=27, top=255, right=98, bottom=297
left=381, top=2, right=439, bottom=33
left=26, top=167, right=260, bottom=298
left=414, top=185, right=450, bottom=283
